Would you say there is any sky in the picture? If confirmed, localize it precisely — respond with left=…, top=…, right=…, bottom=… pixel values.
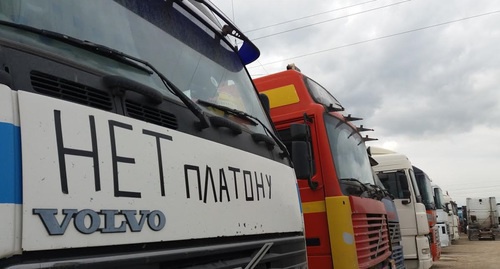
left=212, top=0, right=500, bottom=206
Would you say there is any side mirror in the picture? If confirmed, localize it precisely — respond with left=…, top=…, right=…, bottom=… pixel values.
left=290, top=123, right=309, bottom=141
left=290, top=123, right=317, bottom=190
left=291, top=141, right=317, bottom=190
left=402, top=190, right=411, bottom=205
left=291, top=141, right=311, bottom=179
left=259, top=93, right=270, bottom=115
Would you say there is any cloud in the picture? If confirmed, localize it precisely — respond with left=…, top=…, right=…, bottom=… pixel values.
left=212, top=0, right=500, bottom=203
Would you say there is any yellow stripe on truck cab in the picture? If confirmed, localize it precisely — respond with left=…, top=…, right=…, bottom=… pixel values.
left=260, top=84, right=299, bottom=108
left=301, top=201, right=326, bottom=214
left=326, top=196, right=358, bottom=269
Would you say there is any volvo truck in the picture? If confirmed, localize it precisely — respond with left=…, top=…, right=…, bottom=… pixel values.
left=0, top=1, right=308, bottom=268
left=371, top=147, right=432, bottom=269
left=413, top=166, right=441, bottom=261
left=466, top=197, right=500, bottom=240
left=254, top=66, right=394, bottom=269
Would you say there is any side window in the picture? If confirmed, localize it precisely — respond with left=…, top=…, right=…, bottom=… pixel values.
left=378, top=170, right=409, bottom=199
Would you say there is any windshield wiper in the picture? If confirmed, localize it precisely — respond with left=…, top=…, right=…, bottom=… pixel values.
left=340, top=178, right=391, bottom=200
left=339, top=178, right=370, bottom=189
left=197, top=99, right=290, bottom=158
left=197, top=99, right=258, bottom=125
left=0, top=20, right=152, bottom=75
left=0, top=20, right=210, bottom=129
left=367, top=183, right=392, bottom=200
left=339, top=177, right=373, bottom=197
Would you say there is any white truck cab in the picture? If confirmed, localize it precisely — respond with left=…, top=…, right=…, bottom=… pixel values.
left=433, top=184, right=451, bottom=247
left=444, top=194, right=460, bottom=242
left=371, top=147, right=432, bottom=269
left=0, top=1, right=307, bottom=267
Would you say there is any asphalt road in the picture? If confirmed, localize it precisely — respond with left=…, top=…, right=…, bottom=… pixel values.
left=432, top=233, right=500, bottom=269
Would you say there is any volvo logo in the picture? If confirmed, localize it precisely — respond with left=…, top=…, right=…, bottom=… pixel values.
left=33, top=208, right=166, bottom=235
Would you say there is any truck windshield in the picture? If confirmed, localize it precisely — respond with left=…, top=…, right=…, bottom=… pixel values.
left=434, top=187, right=446, bottom=210
left=414, top=168, right=436, bottom=210
left=0, top=0, right=271, bottom=132
left=304, top=77, right=343, bottom=111
left=324, top=115, right=375, bottom=191
left=377, top=170, right=409, bottom=199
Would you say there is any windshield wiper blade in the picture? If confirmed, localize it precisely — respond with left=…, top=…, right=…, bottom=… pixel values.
left=0, top=20, right=210, bottom=129
left=197, top=99, right=258, bottom=125
left=0, top=20, right=153, bottom=75
left=197, top=99, right=290, bottom=158
left=340, top=179, right=387, bottom=200
left=340, top=178, right=371, bottom=191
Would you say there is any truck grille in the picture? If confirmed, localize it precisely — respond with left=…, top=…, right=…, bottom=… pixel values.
left=352, top=213, right=391, bottom=269
left=391, top=245, right=405, bottom=269
left=1, top=235, right=307, bottom=269
left=125, top=100, right=178, bottom=129
left=30, top=71, right=113, bottom=111
left=388, top=221, right=402, bottom=244
left=388, top=221, right=404, bottom=269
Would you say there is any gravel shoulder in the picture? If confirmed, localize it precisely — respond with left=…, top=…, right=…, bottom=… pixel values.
left=431, top=233, right=500, bottom=269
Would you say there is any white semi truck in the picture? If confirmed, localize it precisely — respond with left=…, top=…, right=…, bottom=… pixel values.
left=433, top=184, right=450, bottom=247
left=466, top=197, right=500, bottom=240
left=0, top=1, right=307, bottom=268
left=444, top=194, right=460, bottom=242
left=371, top=147, right=432, bottom=269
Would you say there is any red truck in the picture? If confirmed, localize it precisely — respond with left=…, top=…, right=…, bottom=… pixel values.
left=254, top=65, right=399, bottom=269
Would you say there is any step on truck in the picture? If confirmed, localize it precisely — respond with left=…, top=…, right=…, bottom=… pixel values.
left=254, top=65, right=397, bottom=269
left=466, top=197, right=500, bottom=240
left=370, top=147, right=432, bottom=269
left=0, top=1, right=308, bottom=268
left=413, top=166, right=441, bottom=261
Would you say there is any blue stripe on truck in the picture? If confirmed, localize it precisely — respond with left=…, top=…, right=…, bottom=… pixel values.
left=0, top=122, right=22, bottom=204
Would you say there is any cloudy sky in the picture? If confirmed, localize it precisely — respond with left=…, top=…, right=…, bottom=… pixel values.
left=213, top=0, right=500, bottom=206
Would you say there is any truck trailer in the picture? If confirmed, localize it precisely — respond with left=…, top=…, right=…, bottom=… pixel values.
left=0, top=1, right=308, bottom=268
left=466, top=197, right=500, bottom=240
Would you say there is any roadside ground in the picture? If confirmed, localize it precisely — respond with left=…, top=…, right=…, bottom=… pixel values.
left=432, top=233, right=500, bottom=269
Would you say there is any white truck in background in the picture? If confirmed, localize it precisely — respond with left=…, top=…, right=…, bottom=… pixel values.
left=371, top=147, right=432, bottom=269
left=444, top=194, right=460, bottom=242
left=498, top=203, right=500, bottom=225
left=433, top=184, right=450, bottom=247
left=466, top=197, right=500, bottom=240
